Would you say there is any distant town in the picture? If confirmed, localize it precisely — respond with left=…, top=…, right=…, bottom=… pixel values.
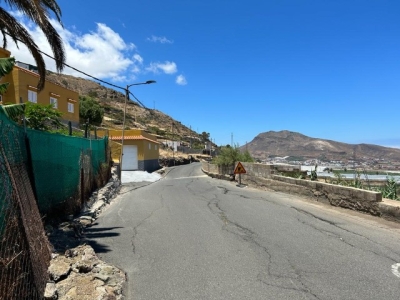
left=262, top=156, right=400, bottom=173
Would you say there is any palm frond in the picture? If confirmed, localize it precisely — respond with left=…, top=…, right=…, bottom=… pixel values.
left=0, top=0, right=65, bottom=86
left=0, top=56, right=15, bottom=76
left=0, top=8, right=46, bottom=90
left=1, top=103, right=25, bottom=122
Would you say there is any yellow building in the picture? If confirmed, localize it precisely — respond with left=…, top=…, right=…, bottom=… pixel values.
left=0, top=48, right=80, bottom=126
left=97, top=129, right=160, bottom=172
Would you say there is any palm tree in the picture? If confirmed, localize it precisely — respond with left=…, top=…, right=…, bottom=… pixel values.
left=0, top=0, right=65, bottom=90
left=0, top=56, right=15, bottom=94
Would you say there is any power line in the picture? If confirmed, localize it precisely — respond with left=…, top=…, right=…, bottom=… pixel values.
left=6, top=33, right=148, bottom=107
left=38, top=49, right=126, bottom=92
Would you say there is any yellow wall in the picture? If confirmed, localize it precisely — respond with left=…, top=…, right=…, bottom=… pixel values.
left=0, top=48, right=80, bottom=125
left=96, top=129, right=160, bottom=162
left=110, top=141, right=122, bottom=163
left=0, top=48, right=10, bottom=58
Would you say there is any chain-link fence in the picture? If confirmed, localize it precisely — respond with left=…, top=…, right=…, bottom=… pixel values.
left=0, top=106, right=111, bottom=299
left=0, top=108, right=51, bottom=300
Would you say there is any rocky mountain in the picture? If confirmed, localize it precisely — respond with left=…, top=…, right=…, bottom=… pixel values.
left=242, top=130, right=400, bottom=164
left=46, top=72, right=200, bottom=144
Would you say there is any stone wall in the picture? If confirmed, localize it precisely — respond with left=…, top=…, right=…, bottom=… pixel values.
left=241, top=162, right=307, bottom=178
left=201, top=161, right=219, bottom=174
left=201, top=161, right=305, bottom=178
left=202, top=161, right=383, bottom=216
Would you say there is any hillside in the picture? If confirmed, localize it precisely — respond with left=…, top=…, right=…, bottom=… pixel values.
left=242, top=130, right=400, bottom=164
left=46, top=72, right=200, bottom=145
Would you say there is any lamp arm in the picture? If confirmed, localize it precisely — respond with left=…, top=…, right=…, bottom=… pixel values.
left=129, top=90, right=147, bottom=109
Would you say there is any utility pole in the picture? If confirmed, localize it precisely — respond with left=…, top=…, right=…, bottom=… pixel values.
left=190, top=125, right=192, bottom=148
left=172, top=122, right=175, bottom=166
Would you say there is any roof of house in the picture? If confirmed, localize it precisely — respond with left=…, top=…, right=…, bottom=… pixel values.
left=109, top=135, right=161, bottom=144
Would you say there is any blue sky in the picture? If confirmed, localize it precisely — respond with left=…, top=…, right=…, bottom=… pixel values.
left=5, top=0, right=400, bottom=147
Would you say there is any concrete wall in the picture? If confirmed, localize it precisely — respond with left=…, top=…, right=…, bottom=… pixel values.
left=201, top=161, right=219, bottom=174
left=202, top=161, right=383, bottom=216
left=142, top=159, right=160, bottom=172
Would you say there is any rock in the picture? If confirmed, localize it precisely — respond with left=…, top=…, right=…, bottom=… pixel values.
left=94, top=273, right=110, bottom=282
left=48, top=245, right=126, bottom=299
left=313, top=191, right=324, bottom=197
left=78, top=217, right=93, bottom=227
left=44, top=282, right=57, bottom=299
left=48, top=257, right=71, bottom=281
left=65, top=249, right=78, bottom=258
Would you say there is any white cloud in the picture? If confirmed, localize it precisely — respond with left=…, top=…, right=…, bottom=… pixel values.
left=176, top=74, right=187, bottom=85
left=133, top=54, right=143, bottom=64
left=146, top=61, right=177, bottom=74
left=5, top=15, right=138, bottom=82
left=146, top=35, right=173, bottom=44
left=4, top=12, right=184, bottom=84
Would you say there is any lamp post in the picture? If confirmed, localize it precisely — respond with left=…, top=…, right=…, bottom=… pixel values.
left=119, top=80, right=156, bottom=178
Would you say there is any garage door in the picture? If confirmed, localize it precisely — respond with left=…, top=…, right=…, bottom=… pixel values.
left=121, top=145, right=138, bottom=170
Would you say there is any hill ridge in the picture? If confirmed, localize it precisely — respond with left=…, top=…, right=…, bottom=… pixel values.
left=243, top=130, right=400, bottom=168
left=45, top=72, right=200, bottom=144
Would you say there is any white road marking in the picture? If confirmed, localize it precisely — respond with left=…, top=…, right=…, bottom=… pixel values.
left=391, top=263, right=400, bottom=278
left=174, top=175, right=208, bottom=180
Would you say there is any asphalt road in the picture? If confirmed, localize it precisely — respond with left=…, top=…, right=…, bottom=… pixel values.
left=88, top=162, right=400, bottom=300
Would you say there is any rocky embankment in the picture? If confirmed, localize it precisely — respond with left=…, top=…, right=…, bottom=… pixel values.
left=45, top=167, right=125, bottom=299
left=45, top=245, right=125, bottom=300
left=43, top=153, right=201, bottom=299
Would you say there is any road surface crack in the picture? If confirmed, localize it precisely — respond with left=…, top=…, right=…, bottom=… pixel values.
left=292, top=206, right=400, bottom=263
left=131, top=195, right=165, bottom=254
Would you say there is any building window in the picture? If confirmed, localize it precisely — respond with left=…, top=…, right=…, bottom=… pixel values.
left=68, top=102, right=74, bottom=113
left=155, top=145, right=158, bottom=150
left=149, top=143, right=151, bottom=150
left=50, top=97, right=58, bottom=108
left=28, top=90, right=37, bottom=103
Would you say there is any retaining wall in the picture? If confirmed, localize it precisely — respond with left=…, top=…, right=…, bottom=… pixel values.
left=202, top=161, right=382, bottom=216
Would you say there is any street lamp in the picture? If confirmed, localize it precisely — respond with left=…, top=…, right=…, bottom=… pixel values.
left=119, top=80, right=156, bottom=178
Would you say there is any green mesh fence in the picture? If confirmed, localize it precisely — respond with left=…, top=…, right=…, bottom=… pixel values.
left=27, top=128, right=108, bottom=214
left=0, top=105, right=109, bottom=215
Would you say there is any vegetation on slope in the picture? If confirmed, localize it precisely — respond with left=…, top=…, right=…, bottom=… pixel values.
left=45, top=72, right=202, bottom=144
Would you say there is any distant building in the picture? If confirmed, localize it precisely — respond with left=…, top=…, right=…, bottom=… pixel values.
left=97, top=129, right=160, bottom=172
left=0, top=48, right=80, bottom=126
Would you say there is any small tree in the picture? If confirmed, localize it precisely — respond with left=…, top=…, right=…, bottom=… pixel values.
left=24, top=102, right=63, bottom=130
left=213, top=144, right=254, bottom=167
left=79, top=95, right=104, bottom=126
left=241, top=149, right=254, bottom=163
left=201, top=131, right=210, bottom=143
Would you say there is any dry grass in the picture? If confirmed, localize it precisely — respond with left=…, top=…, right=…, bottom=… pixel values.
left=159, top=148, right=190, bottom=159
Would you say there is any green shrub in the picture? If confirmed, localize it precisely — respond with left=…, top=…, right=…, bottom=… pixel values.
left=380, top=177, right=398, bottom=200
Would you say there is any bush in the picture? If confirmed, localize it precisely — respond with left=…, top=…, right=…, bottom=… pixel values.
left=24, top=102, right=63, bottom=131
left=213, top=145, right=254, bottom=167
left=380, top=177, right=398, bottom=200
